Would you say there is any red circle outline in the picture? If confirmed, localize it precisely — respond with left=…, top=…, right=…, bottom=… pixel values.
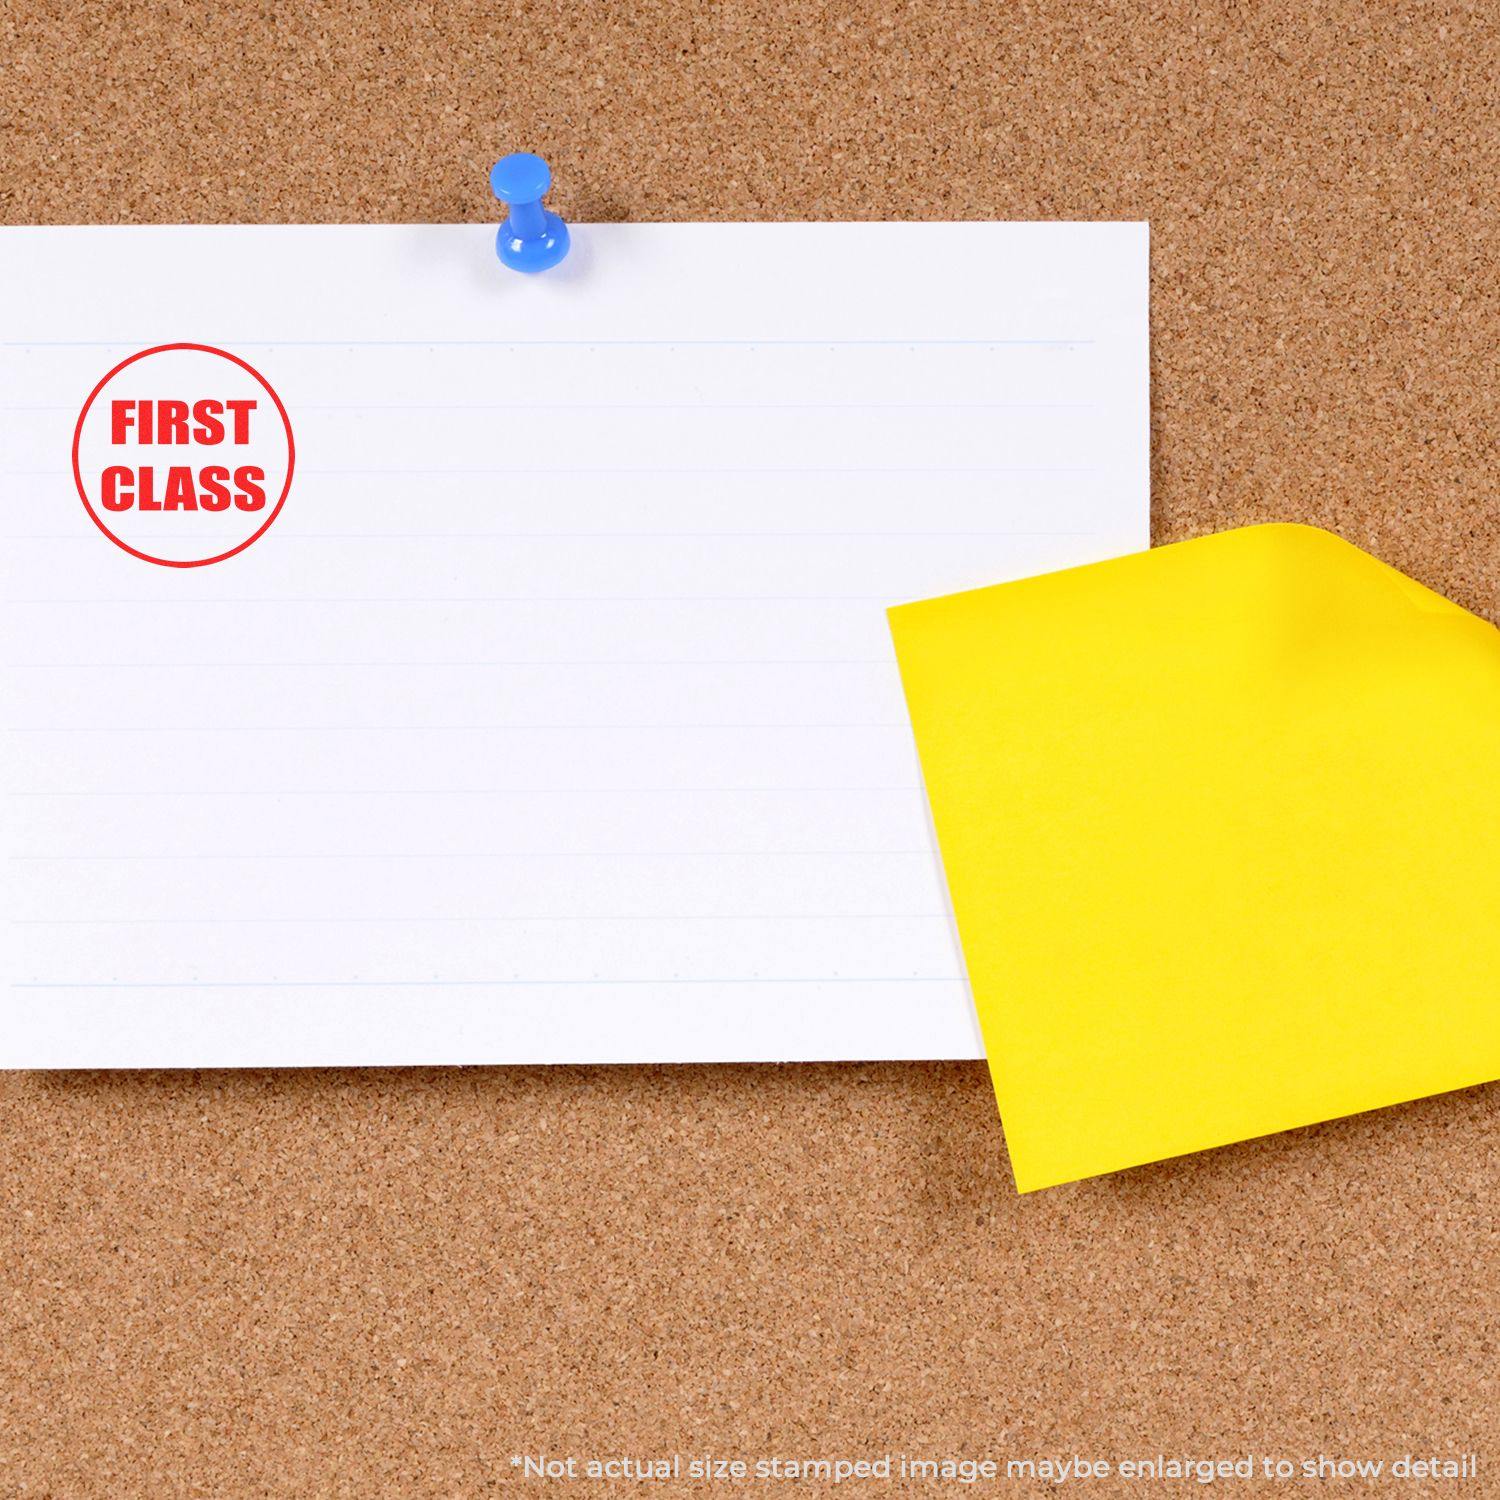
left=71, top=343, right=296, bottom=568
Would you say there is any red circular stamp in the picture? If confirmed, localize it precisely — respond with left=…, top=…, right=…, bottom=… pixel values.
left=72, top=343, right=295, bottom=568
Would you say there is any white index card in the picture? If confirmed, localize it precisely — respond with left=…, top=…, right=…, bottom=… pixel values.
left=0, top=221, right=1148, bottom=1066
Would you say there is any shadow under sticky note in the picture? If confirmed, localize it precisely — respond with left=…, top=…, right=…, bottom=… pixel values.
left=888, top=523, right=1500, bottom=1192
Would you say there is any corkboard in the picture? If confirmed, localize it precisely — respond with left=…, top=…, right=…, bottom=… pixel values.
left=2, top=1, right=1497, bottom=1494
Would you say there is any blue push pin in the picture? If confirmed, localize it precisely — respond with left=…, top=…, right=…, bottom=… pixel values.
left=490, top=152, right=570, bottom=273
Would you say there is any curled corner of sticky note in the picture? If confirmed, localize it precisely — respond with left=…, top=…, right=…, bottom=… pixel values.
left=889, top=521, right=1500, bottom=1193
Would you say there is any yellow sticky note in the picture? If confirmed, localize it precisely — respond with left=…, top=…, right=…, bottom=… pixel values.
left=888, top=524, right=1500, bottom=1191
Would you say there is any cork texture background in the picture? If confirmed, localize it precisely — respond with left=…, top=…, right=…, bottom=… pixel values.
left=1, top=0, right=1496, bottom=1494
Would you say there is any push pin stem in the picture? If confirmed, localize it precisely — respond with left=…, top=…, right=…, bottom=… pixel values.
left=490, top=153, right=570, bottom=274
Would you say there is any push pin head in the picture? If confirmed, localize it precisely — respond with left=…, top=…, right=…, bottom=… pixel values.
left=490, top=153, right=570, bottom=274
